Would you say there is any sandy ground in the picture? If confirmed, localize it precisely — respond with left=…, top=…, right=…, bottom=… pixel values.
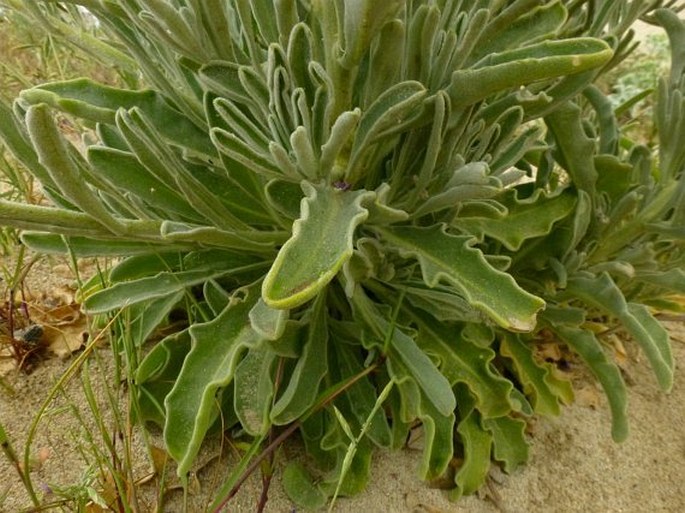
left=1, top=253, right=684, bottom=513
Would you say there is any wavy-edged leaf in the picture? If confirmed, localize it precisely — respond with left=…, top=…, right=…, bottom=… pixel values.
left=500, top=333, right=573, bottom=416
left=553, top=325, right=628, bottom=442
left=482, top=415, right=529, bottom=474
left=411, top=309, right=514, bottom=418
left=545, top=101, right=598, bottom=195
left=160, top=221, right=284, bottom=254
left=451, top=386, right=493, bottom=500
left=378, top=225, right=545, bottom=331
left=84, top=269, right=223, bottom=313
left=454, top=190, right=577, bottom=251
left=566, top=273, right=674, bottom=391
left=635, top=269, right=685, bottom=295
left=469, top=1, right=568, bottom=63
left=417, top=396, right=455, bottom=481
left=164, top=285, right=262, bottom=476
left=282, top=462, right=328, bottom=510
left=263, top=182, right=374, bottom=309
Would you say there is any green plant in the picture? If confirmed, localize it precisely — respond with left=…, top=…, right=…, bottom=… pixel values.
left=1, top=0, right=684, bottom=509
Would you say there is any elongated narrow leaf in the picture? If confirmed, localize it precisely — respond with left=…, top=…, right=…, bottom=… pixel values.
left=85, top=249, right=259, bottom=312
left=26, top=104, right=124, bottom=234
left=500, top=333, right=573, bottom=416
left=449, top=38, right=613, bottom=108
left=135, top=330, right=192, bottom=427
left=88, top=147, right=202, bottom=221
left=417, top=397, right=455, bottom=480
left=545, top=102, right=598, bottom=195
left=553, top=325, right=628, bottom=442
left=347, top=82, right=427, bottom=182
left=352, top=289, right=456, bottom=416
left=0, top=101, right=55, bottom=188
left=566, top=273, right=674, bottom=391
left=84, top=269, right=226, bottom=313
left=165, top=286, right=262, bottom=476
left=271, top=295, right=328, bottom=424
left=263, top=182, right=374, bottom=309
left=233, top=347, right=277, bottom=435
left=469, top=1, right=568, bottom=63
left=21, top=79, right=215, bottom=156
left=160, top=221, right=284, bottom=254
left=20, top=233, right=191, bottom=257
left=334, top=342, right=393, bottom=448
left=379, top=225, right=545, bottom=331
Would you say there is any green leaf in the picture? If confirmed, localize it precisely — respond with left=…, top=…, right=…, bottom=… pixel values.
left=449, top=38, right=613, bottom=109
left=26, top=104, right=124, bottom=234
left=164, top=285, right=262, bottom=476
left=21, top=79, right=215, bottom=157
left=482, top=415, right=529, bottom=474
left=417, top=397, right=455, bottom=480
left=500, top=333, right=573, bottom=416
left=340, top=0, right=404, bottom=68
left=552, top=325, right=628, bottom=442
left=84, top=269, right=223, bottom=313
left=545, top=102, right=598, bottom=195
left=411, top=309, right=514, bottom=418
left=347, top=81, right=428, bottom=183
left=334, top=343, right=392, bottom=449
left=271, top=295, right=329, bottom=425
left=87, top=146, right=202, bottom=222
left=451, top=387, right=493, bottom=500
left=469, top=1, right=568, bottom=63
left=0, top=101, right=54, bottom=189
left=566, top=273, right=674, bottom=391
left=352, top=289, right=456, bottom=417
left=248, top=299, right=288, bottom=341
left=84, top=250, right=257, bottom=313
left=263, top=182, right=374, bottom=309
left=378, top=225, right=545, bottom=332
left=20, top=233, right=191, bottom=257
left=454, top=190, right=577, bottom=251
left=233, top=347, right=277, bottom=436
left=134, top=330, right=192, bottom=428
left=282, top=462, right=328, bottom=510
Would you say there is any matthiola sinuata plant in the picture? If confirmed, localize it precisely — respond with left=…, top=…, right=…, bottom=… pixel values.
left=1, top=0, right=684, bottom=508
